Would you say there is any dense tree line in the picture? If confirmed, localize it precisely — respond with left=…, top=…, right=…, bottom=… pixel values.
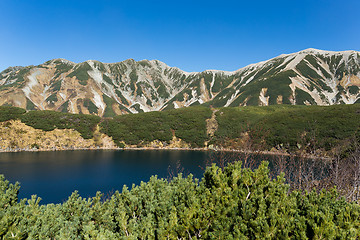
left=1, top=161, right=359, bottom=239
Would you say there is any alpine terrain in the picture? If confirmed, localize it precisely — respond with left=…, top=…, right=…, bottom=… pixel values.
left=0, top=48, right=359, bottom=116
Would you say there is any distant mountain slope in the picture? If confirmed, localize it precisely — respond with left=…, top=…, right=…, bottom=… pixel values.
left=0, top=48, right=359, bottom=116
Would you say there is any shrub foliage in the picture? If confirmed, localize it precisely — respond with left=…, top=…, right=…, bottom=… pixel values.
left=20, top=110, right=100, bottom=139
left=214, top=104, right=360, bottom=152
left=0, top=162, right=359, bottom=239
left=0, top=104, right=359, bottom=152
left=100, top=106, right=212, bottom=147
left=0, top=106, right=26, bottom=122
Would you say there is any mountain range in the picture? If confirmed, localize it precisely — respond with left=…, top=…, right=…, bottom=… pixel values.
left=0, top=48, right=359, bottom=116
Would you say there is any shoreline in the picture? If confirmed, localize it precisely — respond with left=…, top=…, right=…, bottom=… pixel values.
left=0, top=146, right=333, bottom=161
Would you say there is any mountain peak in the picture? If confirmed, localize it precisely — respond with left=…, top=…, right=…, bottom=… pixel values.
left=49, top=58, right=75, bottom=65
left=0, top=49, right=359, bottom=115
left=300, top=48, right=324, bottom=53
left=296, top=48, right=358, bottom=55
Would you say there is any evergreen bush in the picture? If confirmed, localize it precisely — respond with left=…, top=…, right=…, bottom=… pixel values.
left=0, top=161, right=359, bottom=239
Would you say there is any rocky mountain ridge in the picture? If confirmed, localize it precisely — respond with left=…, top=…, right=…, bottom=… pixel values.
left=0, top=48, right=359, bottom=116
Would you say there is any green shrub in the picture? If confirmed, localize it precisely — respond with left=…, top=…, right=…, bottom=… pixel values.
left=0, top=106, right=26, bottom=122
left=0, top=162, right=359, bottom=239
left=20, top=110, right=100, bottom=139
left=214, top=104, right=360, bottom=152
left=100, top=106, right=212, bottom=147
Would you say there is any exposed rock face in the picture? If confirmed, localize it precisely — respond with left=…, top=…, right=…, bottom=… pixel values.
left=0, top=120, right=116, bottom=151
left=206, top=109, right=219, bottom=138
left=144, top=136, right=191, bottom=149
left=0, top=49, right=359, bottom=116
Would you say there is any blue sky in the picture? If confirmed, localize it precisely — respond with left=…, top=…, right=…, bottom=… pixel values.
left=0, top=0, right=359, bottom=72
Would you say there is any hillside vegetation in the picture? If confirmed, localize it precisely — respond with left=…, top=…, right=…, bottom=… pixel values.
left=213, top=104, right=360, bottom=154
left=1, top=161, right=359, bottom=239
left=100, top=104, right=360, bottom=155
left=0, top=106, right=115, bottom=151
left=20, top=110, right=100, bottom=139
left=0, top=104, right=359, bottom=155
left=100, top=106, right=212, bottom=147
left=0, top=106, right=100, bottom=139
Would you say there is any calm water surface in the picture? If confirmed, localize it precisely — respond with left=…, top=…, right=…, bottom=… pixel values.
left=0, top=150, right=217, bottom=204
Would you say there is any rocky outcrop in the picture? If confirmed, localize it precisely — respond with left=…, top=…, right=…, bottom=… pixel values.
left=0, top=120, right=116, bottom=152
left=0, top=49, right=359, bottom=116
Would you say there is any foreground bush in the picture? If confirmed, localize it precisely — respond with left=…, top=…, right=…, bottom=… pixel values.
left=1, top=161, right=359, bottom=239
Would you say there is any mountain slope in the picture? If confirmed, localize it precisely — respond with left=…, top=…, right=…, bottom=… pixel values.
left=0, top=48, right=359, bottom=116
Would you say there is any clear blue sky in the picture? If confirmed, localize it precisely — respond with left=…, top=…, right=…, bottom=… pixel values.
left=1, top=0, right=359, bottom=72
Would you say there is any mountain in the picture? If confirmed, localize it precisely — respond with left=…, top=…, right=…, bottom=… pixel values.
left=0, top=48, right=359, bottom=116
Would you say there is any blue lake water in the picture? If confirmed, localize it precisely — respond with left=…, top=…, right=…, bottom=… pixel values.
left=0, top=150, right=222, bottom=204
left=0, top=150, right=277, bottom=204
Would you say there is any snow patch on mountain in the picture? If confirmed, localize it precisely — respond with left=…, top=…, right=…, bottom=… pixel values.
left=289, top=76, right=324, bottom=105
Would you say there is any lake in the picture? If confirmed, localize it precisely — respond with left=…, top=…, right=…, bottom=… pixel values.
left=1, top=150, right=259, bottom=204
left=3, top=149, right=313, bottom=204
